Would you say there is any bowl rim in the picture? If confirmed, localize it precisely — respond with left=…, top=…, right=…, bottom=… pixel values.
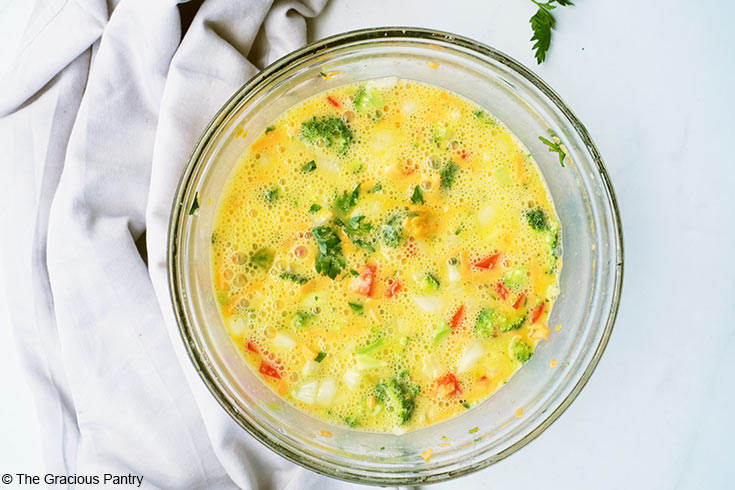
left=167, top=26, right=624, bottom=485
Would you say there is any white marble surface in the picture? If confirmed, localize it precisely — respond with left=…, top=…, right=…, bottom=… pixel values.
left=1, top=1, right=733, bottom=488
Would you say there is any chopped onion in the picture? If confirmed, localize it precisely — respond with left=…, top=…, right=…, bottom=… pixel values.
left=228, top=317, right=247, bottom=336
left=316, top=379, right=337, bottom=407
left=272, top=332, right=296, bottom=350
left=343, top=369, right=361, bottom=390
left=302, top=359, right=319, bottom=376
left=291, top=380, right=319, bottom=404
left=458, top=340, right=486, bottom=373
left=412, top=295, right=444, bottom=314
left=447, top=264, right=461, bottom=283
left=356, top=353, right=387, bottom=370
left=366, top=76, right=398, bottom=90
left=421, top=354, right=443, bottom=379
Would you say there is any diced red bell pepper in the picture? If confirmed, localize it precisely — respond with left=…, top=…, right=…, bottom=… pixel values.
left=327, top=96, right=340, bottom=107
left=495, top=282, right=509, bottom=301
left=472, top=253, right=501, bottom=270
left=530, top=303, right=545, bottom=323
left=351, top=264, right=376, bottom=297
left=386, top=279, right=402, bottom=298
left=259, top=360, right=281, bottom=379
left=449, top=304, right=466, bottom=330
left=246, top=341, right=259, bottom=354
left=512, top=293, right=526, bottom=310
left=436, top=373, right=462, bottom=397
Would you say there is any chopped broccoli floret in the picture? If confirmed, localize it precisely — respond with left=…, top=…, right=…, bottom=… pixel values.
left=299, top=116, right=353, bottom=155
left=525, top=207, right=548, bottom=231
left=511, top=339, right=533, bottom=363
left=422, top=273, right=440, bottom=292
left=476, top=309, right=526, bottom=337
left=375, top=371, right=420, bottom=425
left=381, top=215, right=404, bottom=247
left=502, top=267, right=529, bottom=290
left=353, top=86, right=384, bottom=115
left=292, top=310, right=314, bottom=328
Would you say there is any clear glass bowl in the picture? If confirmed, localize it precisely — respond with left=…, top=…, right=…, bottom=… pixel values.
left=167, top=27, right=623, bottom=485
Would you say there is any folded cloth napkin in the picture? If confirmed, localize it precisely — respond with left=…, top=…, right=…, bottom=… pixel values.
left=0, top=1, right=403, bottom=488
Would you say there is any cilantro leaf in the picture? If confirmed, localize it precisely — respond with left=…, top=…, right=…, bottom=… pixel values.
left=301, top=160, right=317, bottom=172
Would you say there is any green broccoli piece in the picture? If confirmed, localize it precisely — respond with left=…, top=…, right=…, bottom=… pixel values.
left=476, top=309, right=526, bottom=337
left=381, top=215, right=404, bottom=248
left=375, top=371, right=420, bottom=425
left=353, top=86, right=384, bottom=115
left=525, top=207, right=548, bottom=231
left=502, top=267, right=529, bottom=290
left=299, top=116, right=353, bottom=155
left=421, top=273, right=440, bottom=292
left=511, top=339, right=533, bottom=363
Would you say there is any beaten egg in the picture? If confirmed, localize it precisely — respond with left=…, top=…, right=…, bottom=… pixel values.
left=210, top=77, right=561, bottom=433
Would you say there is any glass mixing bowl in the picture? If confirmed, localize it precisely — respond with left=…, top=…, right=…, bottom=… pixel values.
left=167, top=27, right=623, bottom=485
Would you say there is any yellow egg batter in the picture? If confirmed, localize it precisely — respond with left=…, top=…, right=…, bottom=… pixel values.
left=211, top=77, right=561, bottom=433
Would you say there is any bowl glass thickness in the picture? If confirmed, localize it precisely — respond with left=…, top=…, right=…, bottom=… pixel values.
left=168, top=28, right=623, bottom=485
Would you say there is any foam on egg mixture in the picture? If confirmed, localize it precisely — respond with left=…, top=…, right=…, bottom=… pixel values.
left=211, top=77, right=561, bottom=433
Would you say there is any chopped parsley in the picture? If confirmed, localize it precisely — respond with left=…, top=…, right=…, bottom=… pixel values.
left=301, top=160, right=317, bottom=172
left=264, top=125, right=275, bottom=134
left=264, top=188, right=279, bottom=204
left=314, top=351, right=327, bottom=363
left=308, top=204, right=322, bottom=214
left=348, top=302, right=364, bottom=313
left=279, top=271, right=309, bottom=285
left=410, top=185, right=424, bottom=205
left=440, top=161, right=459, bottom=189
left=250, top=248, right=274, bottom=269
left=334, top=184, right=360, bottom=214
left=336, top=215, right=374, bottom=252
left=311, top=225, right=345, bottom=279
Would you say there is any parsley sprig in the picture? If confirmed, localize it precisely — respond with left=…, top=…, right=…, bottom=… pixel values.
left=539, top=135, right=566, bottom=167
left=529, top=0, right=574, bottom=64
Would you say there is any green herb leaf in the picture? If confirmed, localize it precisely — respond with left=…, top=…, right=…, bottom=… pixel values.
left=279, top=271, right=309, bottom=285
left=529, top=0, right=574, bottom=64
left=265, top=125, right=275, bottom=134
left=336, top=215, right=375, bottom=253
left=410, top=185, right=424, bottom=205
left=308, top=204, right=322, bottom=214
left=311, top=225, right=346, bottom=279
left=440, top=161, right=459, bottom=189
left=368, top=183, right=382, bottom=193
left=250, top=248, right=274, bottom=269
left=348, top=302, right=364, bottom=313
left=292, top=310, right=314, bottom=328
left=315, top=351, right=327, bottom=363
left=334, top=184, right=361, bottom=214
left=301, top=160, right=317, bottom=172
left=188, top=192, right=200, bottom=215
left=538, top=135, right=566, bottom=166
left=264, top=188, right=279, bottom=204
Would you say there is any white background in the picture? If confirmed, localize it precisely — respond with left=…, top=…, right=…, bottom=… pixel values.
left=2, top=0, right=734, bottom=488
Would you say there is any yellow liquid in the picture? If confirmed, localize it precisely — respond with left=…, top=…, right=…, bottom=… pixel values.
left=211, top=78, right=561, bottom=433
